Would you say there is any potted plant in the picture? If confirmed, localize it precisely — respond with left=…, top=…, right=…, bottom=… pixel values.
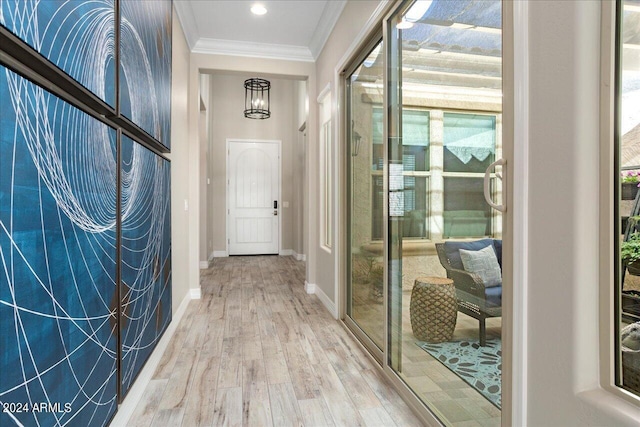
left=622, top=170, right=640, bottom=200
left=352, top=253, right=384, bottom=300
left=622, top=229, right=640, bottom=276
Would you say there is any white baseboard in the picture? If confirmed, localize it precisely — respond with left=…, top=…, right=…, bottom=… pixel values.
left=190, top=288, right=202, bottom=299
left=110, top=291, right=193, bottom=426
left=293, top=251, right=306, bottom=262
left=314, top=284, right=338, bottom=319
left=279, top=249, right=293, bottom=256
left=304, top=281, right=315, bottom=294
left=199, top=260, right=210, bottom=269
left=213, top=250, right=228, bottom=258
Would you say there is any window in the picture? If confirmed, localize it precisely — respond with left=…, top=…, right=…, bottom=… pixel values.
left=617, top=0, right=640, bottom=396
left=319, top=87, right=332, bottom=250
left=443, top=113, right=497, bottom=238
left=321, top=119, right=332, bottom=249
left=370, top=108, right=498, bottom=240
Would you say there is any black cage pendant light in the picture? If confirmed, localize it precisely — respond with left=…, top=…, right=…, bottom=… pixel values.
left=244, top=78, right=271, bottom=119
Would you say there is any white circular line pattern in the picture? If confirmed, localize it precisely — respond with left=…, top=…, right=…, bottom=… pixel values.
left=119, top=136, right=172, bottom=395
left=1, top=0, right=117, bottom=107
left=120, top=0, right=171, bottom=147
left=1, top=66, right=118, bottom=427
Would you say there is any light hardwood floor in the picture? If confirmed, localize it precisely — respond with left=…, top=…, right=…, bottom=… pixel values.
left=126, top=256, right=425, bottom=427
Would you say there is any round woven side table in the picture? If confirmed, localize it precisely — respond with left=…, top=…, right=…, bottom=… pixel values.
left=410, top=276, right=457, bottom=343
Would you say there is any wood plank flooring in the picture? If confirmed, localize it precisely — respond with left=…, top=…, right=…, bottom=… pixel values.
left=127, top=256, right=424, bottom=427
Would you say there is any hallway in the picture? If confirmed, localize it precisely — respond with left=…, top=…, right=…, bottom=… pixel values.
left=126, top=256, right=424, bottom=426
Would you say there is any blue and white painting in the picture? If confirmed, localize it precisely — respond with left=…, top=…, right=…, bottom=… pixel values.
left=120, top=0, right=172, bottom=149
left=0, top=0, right=116, bottom=107
left=0, top=66, right=118, bottom=427
left=120, top=136, right=172, bottom=395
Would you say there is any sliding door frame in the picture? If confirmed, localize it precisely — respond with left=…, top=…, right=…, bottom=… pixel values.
left=342, top=31, right=386, bottom=364
left=337, top=1, right=517, bottom=425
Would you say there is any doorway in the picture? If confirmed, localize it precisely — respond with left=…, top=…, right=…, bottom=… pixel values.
left=227, top=139, right=281, bottom=255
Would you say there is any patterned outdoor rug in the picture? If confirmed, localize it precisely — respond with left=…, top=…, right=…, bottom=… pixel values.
left=417, top=338, right=501, bottom=408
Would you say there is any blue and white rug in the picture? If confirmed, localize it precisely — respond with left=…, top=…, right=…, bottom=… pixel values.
left=417, top=339, right=502, bottom=408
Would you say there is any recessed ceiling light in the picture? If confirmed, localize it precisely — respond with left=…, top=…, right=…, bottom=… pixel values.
left=251, top=4, right=267, bottom=16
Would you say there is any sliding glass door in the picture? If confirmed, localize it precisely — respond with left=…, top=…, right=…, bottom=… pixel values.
left=345, top=37, right=385, bottom=358
left=344, top=0, right=505, bottom=424
left=386, top=1, right=503, bottom=424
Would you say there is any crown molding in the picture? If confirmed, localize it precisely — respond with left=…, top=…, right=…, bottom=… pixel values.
left=309, top=0, right=347, bottom=60
left=173, top=1, right=198, bottom=50
left=192, top=38, right=315, bottom=62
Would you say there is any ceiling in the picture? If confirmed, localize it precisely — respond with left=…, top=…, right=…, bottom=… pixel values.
left=174, top=0, right=347, bottom=62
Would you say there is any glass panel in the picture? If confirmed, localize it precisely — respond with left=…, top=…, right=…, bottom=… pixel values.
left=388, top=1, right=502, bottom=425
left=444, top=177, right=492, bottom=238
left=444, top=113, right=496, bottom=173
left=372, top=174, right=384, bottom=240
left=373, top=108, right=430, bottom=240
left=347, top=39, right=385, bottom=351
left=373, top=108, right=430, bottom=172
left=403, top=176, right=429, bottom=239
left=617, top=0, right=640, bottom=396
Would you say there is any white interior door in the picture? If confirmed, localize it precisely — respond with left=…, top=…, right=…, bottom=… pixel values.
left=228, top=140, right=280, bottom=255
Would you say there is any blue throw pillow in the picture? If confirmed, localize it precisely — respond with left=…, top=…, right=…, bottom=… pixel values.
left=459, top=245, right=502, bottom=288
left=443, top=238, right=495, bottom=270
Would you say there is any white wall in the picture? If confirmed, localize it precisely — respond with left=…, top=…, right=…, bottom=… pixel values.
left=207, top=73, right=297, bottom=254
left=523, top=1, right=640, bottom=425
left=169, top=8, right=191, bottom=311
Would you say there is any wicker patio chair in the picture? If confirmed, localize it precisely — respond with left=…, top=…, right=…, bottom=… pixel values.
left=435, top=241, right=502, bottom=346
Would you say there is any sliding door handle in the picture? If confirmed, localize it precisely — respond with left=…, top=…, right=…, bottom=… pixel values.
left=484, top=158, right=506, bottom=213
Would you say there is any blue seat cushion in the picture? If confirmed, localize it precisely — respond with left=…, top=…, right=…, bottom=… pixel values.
left=443, top=238, right=495, bottom=270
left=485, top=286, right=502, bottom=308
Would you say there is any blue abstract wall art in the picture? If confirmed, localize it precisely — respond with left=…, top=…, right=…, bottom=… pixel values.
left=0, top=65, right=118, bottom=427
left=120, top=0, right=172, bottom=149
left=119, top=136, right=172, bottom=395
left=0, top=0, right=117, bottom=107
left=1, top=0, right=173, bottom=423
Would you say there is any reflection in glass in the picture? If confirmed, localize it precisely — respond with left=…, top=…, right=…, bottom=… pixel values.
left=347, top=39, right=385, bottom=351
left=618, top=0, right=640, bottom=396
left=444, top=177, right=492, bottom=238
left=443, top=113, right=496, bottom=173
left=387, top=0, right=502, bottom=424
left=372, top=108, right=430, bottom=239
